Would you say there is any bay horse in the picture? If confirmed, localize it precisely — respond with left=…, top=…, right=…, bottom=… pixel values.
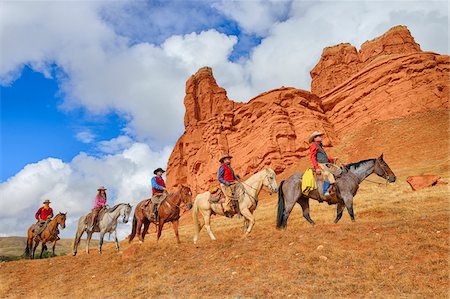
left=129, top=185, right=193, bottom=244
left=192, top=168, right=278, bottom=244
left=277, top=154, right=396, bottom=228
left=25, top=212, right=67, bottom=259
left=72, top=203, right=132, bottom=255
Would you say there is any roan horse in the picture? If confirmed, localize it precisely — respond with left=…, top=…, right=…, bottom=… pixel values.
left=193, top=168, right=278, bottom=244
left=277, top=154, right=396, bottom=228
left=25, top=212, right=67, bottom=259
left=73, top=203, right=132, bottom=255
left=129, top=185, right=193, bottom=244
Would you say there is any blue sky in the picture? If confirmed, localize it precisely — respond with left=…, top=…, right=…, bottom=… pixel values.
left=0, top=0, right=447, bottom=238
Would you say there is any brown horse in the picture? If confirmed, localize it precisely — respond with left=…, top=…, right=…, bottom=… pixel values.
left=25, top=212, right=67, bottom=259
left=277, top=155, right=396, bottom=228
left=129, top=185, right=193, bottom=244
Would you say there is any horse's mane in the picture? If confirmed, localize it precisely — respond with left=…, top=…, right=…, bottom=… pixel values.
left=344, top=159, right=376, bottom=170
left=108, top=203, right=124, bottom=213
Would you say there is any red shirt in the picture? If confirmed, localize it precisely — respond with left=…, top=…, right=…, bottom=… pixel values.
left=152, top=176, right=166, bottom=194
left=35, top=206, right=53, bottom=221
left=309, top=142, right=334, bottom=170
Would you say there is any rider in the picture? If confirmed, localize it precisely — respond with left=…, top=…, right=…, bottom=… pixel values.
left=89, top=186, right=107, bottom=230
left=34, top=199, right=54, bottom=236
left=218, top=153, right=238, bottom=216
left=150, top=168, right=168, bottom=219
left=309, top=131, right=338, bottom=197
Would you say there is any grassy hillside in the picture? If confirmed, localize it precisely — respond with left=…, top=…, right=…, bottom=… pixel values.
left=0, top=111, right=448, bottom=298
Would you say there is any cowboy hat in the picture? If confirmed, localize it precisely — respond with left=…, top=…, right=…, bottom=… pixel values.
left=153, top=168, right=165, bottom=175
left=309, top=131, right=324, bottom=143
left=97, top=186, right=107, bottom=191
left=42, top=199, right=51, bottom=204
left=219, top=153, right=232, bottom=163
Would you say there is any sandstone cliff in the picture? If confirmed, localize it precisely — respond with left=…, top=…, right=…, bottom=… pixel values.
left=167, top=26, right=449, bottom=193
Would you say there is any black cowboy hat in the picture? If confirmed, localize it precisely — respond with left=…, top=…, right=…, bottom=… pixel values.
left=154, top=168, right=165, bottom=175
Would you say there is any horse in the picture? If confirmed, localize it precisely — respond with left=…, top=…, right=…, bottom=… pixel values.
left=276, top=154, right=396, bottom=229
left=25, top=212, right=67, bottom=259
left=192, top=168, right=278, bottom=244
left=129, top=185, right=193, bottom=244
left=72, top=203, right=132, bottom=256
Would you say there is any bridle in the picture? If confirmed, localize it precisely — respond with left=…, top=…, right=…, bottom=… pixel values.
left=236, top=172, right=276, bottom=203
left=164, top=188, right=192, bottom=215
left=365, top=160, right=392, bottom=185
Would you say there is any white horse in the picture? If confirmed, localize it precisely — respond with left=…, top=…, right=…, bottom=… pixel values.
left=73, top=203, right=132, bottom=255
left=192, top=168, right=278, bottom=244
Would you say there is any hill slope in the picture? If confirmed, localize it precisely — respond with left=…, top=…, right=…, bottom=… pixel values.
left=1, top=112, right=448, bottom=298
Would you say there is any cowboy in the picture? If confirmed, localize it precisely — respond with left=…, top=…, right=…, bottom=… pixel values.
left=218, top=154, right=238, bottom=216
left=33, top=199, right=54, bottom=236
left=149, top=168, right=168, bottom=220
left=309, top=131, right=338, bottom=197
left=89, top=186, right=108, bottom=230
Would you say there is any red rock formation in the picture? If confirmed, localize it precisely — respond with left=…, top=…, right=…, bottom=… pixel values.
left=406, top=175, right=441, bottom=191
left=311, top=25, right=422, bottom=96
left=167, top=26, right=450, bottom=193
left=166, top=68, right=337, bottom=193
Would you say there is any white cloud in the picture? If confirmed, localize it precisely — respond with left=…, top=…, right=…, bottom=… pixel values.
left=0, top=142, right=172, bottom=240
left=212, top=0, right=291, bottom=36
left=75, top=130, right=96, bottom=143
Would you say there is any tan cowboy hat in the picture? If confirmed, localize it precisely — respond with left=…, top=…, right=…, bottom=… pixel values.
left=42, top=199, right=51, bottom=204
left=219, top=153, right=232, bottom=163
left=309, top=131, right=324, bottom=143
left=97, top=186, right=107, bottom=191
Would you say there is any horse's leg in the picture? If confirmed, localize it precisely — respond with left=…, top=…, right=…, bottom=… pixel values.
left=172, top=220, right=181, bottom=244
left=299, top=197, right=315, bottom=225
left=334, top=202, right=345, bottom=223
left=31, top=239, right=40, bottom=259
left=157, top=221, right=164, bottom=241
left=52, top=240, right=57, bottom=256
left=343, top=196, right=355, bottom=222
left=202, top=210, right=216, bottom=241
left=281, top=187, right=302, bottom=228
left=40, top=242, right=46, bottom=259
left=141, top=219, right=150, bottom=242
left=113, top=230, right=120, bottom=251
left=98, top=231, right=106, bottom=254
left=240, top=207, right=255, bottom=235
left=136, top=219, right=143, bottom=243
left=243, top=219, right=249, bottom=233
left=86, top=231, right=93, bottom=254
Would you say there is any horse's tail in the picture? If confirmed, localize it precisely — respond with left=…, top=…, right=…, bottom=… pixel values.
left=128, top=214, right=138, bottom=243
left=72, top=216, right=85, bottom=256
left=276, top=180, right=287, bottom=229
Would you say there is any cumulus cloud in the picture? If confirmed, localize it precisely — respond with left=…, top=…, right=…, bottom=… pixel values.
left=75, top=130, right=96, bottom=143
left=0, top=142, right=172, bottom=239
left=212, top=0, right=292, bottom=36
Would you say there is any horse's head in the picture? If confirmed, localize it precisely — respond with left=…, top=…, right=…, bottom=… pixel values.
left=263, top=168, right=278, bottom=194
left=374, top=154, right=396, bottom=183
left=121, top=203, right=133, bottom=223
left=57, top=212, right=67, bottom=229
left=179, top=185, right=193, bottom=210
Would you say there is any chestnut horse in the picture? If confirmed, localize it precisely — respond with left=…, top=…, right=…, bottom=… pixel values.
left=25, top=212, right=67, bottom=259
left=129, top=185, right=193, bottom=244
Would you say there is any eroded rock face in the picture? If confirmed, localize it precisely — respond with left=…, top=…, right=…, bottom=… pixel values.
left=167, top=26, right=449, bottom=193
left=311, top=25, right=422, bottom=96
left=166, top=68, right=337, bottom=193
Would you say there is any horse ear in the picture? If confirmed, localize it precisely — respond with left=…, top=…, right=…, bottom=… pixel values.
left=379, top=153, right=384, bottom=159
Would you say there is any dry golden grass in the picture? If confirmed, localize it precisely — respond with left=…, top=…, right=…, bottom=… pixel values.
left=1, top=111, right=448, bottom=298
left=1, top=165, right=448, bottom=298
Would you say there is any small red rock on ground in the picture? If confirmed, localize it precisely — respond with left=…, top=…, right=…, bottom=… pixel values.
left=406, top=175, right=441, bottom=191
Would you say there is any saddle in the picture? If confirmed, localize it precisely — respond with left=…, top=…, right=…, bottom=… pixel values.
left=84, top=207, right=108, bottom=226
left=301, top=169, right=339, bottom=205
left=209, top=186, right=225, bottom=203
